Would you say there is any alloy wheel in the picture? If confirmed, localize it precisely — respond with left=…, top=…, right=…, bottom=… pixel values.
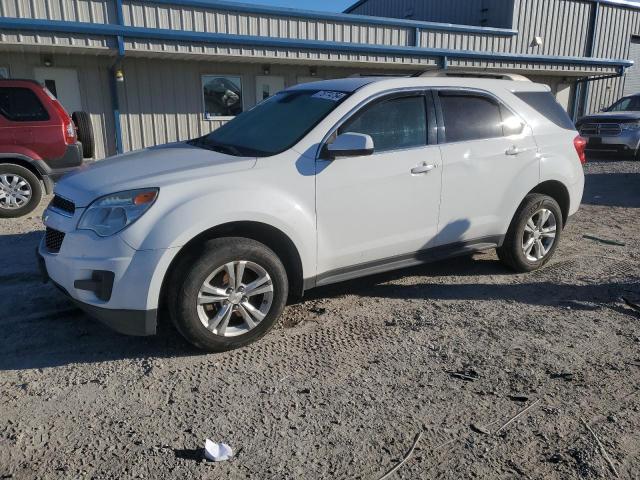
left=0, top=174, right=32, bottom=210
left=522, top=208, right=557, bottom=262
left=196, top=260, right=274, bottom=337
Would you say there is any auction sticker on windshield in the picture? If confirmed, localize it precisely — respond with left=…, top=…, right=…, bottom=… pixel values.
left=312, top=91, right=347, bottom=102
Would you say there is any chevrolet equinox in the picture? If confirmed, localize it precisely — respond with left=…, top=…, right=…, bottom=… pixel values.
left=38, top=77, right=586, bottom=351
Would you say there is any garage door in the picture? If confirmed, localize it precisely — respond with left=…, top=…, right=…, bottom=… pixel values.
left=623, top=37, right=640, bottom=96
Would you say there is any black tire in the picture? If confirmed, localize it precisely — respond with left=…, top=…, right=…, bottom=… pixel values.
left=168, top=237, right=289, bottom=352
left=72, top=111, right=95, bottom=159
left=497, top=193, right=563, bottom=273
left=0, top=164, right=43, bottom=219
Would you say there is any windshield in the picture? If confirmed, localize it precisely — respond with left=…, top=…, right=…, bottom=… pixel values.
left=606, top=96, right=640, bottom=112
left=190, top=89, right=350, bottom=157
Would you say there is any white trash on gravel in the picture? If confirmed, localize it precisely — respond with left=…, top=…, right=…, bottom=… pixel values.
left=204, top=439, right=233, bottom=462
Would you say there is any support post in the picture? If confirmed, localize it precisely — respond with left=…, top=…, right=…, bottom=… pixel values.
left=110, top=0, right=125, bottom=155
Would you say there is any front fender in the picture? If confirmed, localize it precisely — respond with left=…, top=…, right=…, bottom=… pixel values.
left=119, top=176, right=317, bottom=308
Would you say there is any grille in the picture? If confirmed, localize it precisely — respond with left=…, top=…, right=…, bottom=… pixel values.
left=45, top=227, right=65, bottom=253
left=580, top=123, right=622, bottom=137
left=50, top=195, right=75, bottom=215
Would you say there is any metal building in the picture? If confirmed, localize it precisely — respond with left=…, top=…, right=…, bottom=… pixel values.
left=0, top=0, right=637, bottom=159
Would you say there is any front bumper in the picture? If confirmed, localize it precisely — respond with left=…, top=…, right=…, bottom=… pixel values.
left=38, top=206, right=172, bottom=336
left=38, top=252, right=156, bottom=336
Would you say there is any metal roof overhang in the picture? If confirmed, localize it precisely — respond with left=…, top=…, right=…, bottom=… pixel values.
left=0, top=17, right=633, bottom=73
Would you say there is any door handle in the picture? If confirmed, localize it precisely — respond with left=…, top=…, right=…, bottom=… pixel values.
left=411, top=163, right=437, bottom=175
left=505, top=145, right=522, bottom=156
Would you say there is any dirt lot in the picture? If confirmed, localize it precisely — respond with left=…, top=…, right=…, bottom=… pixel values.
left=0, top=159, right=639, bottom=479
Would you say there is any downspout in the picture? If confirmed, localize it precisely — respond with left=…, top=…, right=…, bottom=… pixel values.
left=109, top=0, right=125, bottom=155
left=578, top=0, right=600, bottom=119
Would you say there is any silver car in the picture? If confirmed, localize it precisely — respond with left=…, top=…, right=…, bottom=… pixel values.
left=577, top=94, right=640, bottom=159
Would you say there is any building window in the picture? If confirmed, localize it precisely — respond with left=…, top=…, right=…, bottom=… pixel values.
left=0, top=66, right=9, bottom=79
left=202, top=75, right=243, bottom=119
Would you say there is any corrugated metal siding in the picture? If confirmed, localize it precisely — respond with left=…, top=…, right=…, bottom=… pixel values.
left=347, top=0, right=514, bottom=29
left=586, top=3, right=640, bottom=112
left=0, top=0, right=115, bottom=23
left=0, top=29, right=113, bottom=49
left=623, top=37, right=640, bottom=96
left=123, top=38, right=439, bottom=67
left=0, top=0, right=634, bottom=74
left=1, top=52, right=115, bottom=159
left=123, top=1, right=412, bottom=47
left=447, top=57, right=615, bottom=75
left=510, top=0, right=591, bottom=57
left=417, top=0, right=592, bottom=57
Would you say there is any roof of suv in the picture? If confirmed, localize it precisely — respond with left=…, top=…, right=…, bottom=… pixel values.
left=287, top=76, right=551, bottom=94
left=0, top=79, right=43, bottom=87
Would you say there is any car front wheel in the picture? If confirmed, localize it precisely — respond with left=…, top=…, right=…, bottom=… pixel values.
left=497, top=193, right=563, bottom=272
left=168, top=237, right=289, bottom=352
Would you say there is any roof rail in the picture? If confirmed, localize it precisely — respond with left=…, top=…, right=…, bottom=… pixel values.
left=347, top=73, right=412, bottom=78
left=419, top=70, right=532, bottom=82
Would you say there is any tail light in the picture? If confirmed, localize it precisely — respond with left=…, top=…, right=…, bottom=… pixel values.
left=573, top=135, right=587, bottom=165
left=47, top=94, right=76, bottom=145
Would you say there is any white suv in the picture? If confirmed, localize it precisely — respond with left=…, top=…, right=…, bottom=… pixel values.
left=38, top=77, right=586, bottom=351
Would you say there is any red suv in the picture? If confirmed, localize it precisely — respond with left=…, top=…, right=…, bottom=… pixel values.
left=0, top=79, right=93, bottom=218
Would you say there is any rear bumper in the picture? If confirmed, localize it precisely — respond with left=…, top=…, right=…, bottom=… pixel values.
left=47, top=142, right=84, bottom=171
left=37, top=248, right=157, bottom=336
left=36, top=143, right=85, bottom=191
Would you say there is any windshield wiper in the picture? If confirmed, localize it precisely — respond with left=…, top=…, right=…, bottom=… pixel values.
left=189, top=137, right=243, bottom=156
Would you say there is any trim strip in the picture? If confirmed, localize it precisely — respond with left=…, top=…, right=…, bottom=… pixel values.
left=0, top=18, right=632, bottom=69
left=308, top=236, right=504, bottom=289
left=148, top=0, right=518, bottom=36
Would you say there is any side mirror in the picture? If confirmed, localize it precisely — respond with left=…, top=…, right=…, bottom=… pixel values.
left=326, top=133, right=374, bottom=159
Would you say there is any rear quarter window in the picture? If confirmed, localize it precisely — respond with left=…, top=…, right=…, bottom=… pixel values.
left=0, top=87, right=49, bottom=122
left=513, top=91, right=575, bottom=130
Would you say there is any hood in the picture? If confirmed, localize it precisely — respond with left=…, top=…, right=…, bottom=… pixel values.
left=577, top=111, right=640, bottom=124
left=55, top=142, right=257, bottom=207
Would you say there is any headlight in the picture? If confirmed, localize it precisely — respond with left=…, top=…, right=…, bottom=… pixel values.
left=78, top=188, right=158, bottom=237
left=620, top=122, right=640, bottom=131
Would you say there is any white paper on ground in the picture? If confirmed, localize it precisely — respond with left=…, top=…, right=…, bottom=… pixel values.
left=204, top=439, right=233, bottom=462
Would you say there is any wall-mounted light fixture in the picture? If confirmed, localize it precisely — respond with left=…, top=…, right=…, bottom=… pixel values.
left=310, top=67, right=318, bottom=77
left=530, top=36, right=543, bottom=48
left=115, top=69, right=124, bottom=82
left=43, top=57, right=53, bottom=67
left=263, top=65, right=271, bottom=75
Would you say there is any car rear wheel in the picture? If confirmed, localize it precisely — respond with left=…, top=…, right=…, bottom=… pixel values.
left=72, top=111, right=95, bottom=159
left=168, top=237, right=288, bottom=352
left=0, top=164, right=42, bottom=218
left=497, top=193, right=563, bottom=272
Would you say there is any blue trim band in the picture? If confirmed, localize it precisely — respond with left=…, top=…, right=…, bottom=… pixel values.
left=148, top=0, right=518, bottom=36
left=0, top=18, right=633, bottom=69
left=115, top=0, right=125, bottom=56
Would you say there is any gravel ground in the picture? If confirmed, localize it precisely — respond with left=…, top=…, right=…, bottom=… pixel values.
left=0, top=159, right=639, bottom=479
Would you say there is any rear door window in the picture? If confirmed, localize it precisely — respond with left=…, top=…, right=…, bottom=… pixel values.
left=513, top=91, right=575, bottom=130
left=340, top=95, right=427, bottom=152
left=439, top=92, right=504, bottom=142
left=0, top=87, right=49, bottom=122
